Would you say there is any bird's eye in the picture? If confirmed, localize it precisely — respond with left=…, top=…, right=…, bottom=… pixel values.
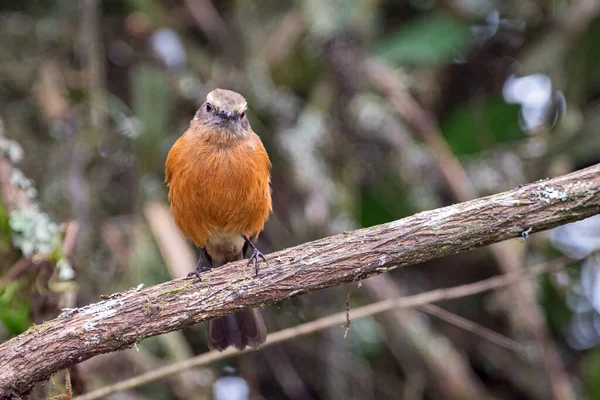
left=240, top=111, right=245, bottom=119
left=206, top=103, right=213, bottom=112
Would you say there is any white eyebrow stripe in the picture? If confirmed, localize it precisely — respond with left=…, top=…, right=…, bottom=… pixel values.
left=206, top=92, right=215, bottom=104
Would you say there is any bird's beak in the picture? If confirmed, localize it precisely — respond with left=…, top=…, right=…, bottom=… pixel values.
left=218, top=110, right=235, bottom=120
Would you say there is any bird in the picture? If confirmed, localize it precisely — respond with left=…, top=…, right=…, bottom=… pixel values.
left=165, top=88, right=271, bottom=351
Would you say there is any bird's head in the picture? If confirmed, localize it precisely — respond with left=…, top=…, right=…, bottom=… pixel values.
left=193, top=88, right=250, bottom=139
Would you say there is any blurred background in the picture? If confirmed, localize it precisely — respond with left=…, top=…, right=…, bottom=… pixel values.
left=1, top=0, right=600, bottom=399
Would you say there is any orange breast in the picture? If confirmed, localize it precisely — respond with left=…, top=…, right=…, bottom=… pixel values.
left=166, top=130, right=272, bottom=248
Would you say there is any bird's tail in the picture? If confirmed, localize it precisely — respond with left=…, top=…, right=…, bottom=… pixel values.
left=205, top=243, right=267, bottom=352
left=207, top=308, right=266, bottom=351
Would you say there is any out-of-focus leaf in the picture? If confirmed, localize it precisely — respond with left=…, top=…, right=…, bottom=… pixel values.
left=0, top=202, right=10, bottom=252
left=126, top=0, right=167, bottom=26
left=349, top=317, right=383, bottom=358
left=538, top=272, right=572, bottom=338
left=441, top=97, right=523, bottom=155
left=360, top=189, right=395, bottom=228
left=375, top=14, right=472, bottom=66
left=359, top=170, right=412, bottom=228
left=585, top=348, right=600, bottom=399
left=0, top=281, right=31, bottom=335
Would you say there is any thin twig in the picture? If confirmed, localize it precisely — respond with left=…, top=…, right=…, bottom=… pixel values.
left=3, top=257, right=35, bottom=281
left=418, top=304, right=527, bottom=355
left=74, top=258, right=567, bottom=400
left=62, top=221, right=79, bottom=259
left=260, top=9, right=307, bottom=67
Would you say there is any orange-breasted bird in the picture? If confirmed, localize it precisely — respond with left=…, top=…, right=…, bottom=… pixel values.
left=165, top=88, right=271, bottom=351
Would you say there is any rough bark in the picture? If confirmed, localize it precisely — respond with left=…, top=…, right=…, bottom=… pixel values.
left=1, top=163, right=599, bottom=398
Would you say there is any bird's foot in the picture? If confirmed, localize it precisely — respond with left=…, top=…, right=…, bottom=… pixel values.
left=247, top=248, right=268, bottom=276
left=187, top=251, right=212, bottom=280
left=187, top=265, right=211, bottom=280
left=243, top=236, right=268, bottom=276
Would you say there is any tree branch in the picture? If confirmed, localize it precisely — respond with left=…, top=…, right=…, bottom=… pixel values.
left=1, top=164, right=599, bottom=398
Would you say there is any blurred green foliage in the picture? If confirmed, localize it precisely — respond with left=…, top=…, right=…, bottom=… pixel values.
left=442, top=98, right=523, bottom=155
left=0, top=202, right=10, bottom=253
left=538, top=272, right=572, bottom=340
left=585, top=349, right=600, bottom=397
left=376, top=13, right=472, bottom=66
left=359, top=176, right=413, bottom=228
left=0, top=281, right=30, bottom=335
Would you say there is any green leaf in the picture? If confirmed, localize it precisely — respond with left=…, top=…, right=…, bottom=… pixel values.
left=0, top=281, right=31, bottom=335
left=359, top=170, right=412, bottom=228
left=0, top=202, right=11, bottom=253
left=349, top=317, right=383, bottom=358
left=375, top=13, right=472, bottom=66
left=585, top=348, right=600, bottom=398
left=126, top=0, right=167, bottom=26
left=441, top=97, right=523, bottom=155
left=538, top=272, right=572, bottom=338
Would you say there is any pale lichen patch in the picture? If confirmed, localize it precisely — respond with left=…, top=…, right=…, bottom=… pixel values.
left=83, top=306, right=118, bottom=332
left=536, top=184, right=568, bottom=204
left=80, top=298, right=122, bottom=315
left=496, top=198, right=522, bottom=206
left=422, top=207, right=456, bottom=227
left=563, top=181, right=594, bottom=197
left=80, top=298, right=122, bottom=333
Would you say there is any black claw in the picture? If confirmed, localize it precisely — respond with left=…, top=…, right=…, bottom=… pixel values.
left=187, top=270, right=201, bottom=280
left=186, top=264, right=211, bottom=280
left=187, top=249, right=211, bottom=280
left=243, top=235, right=268, bottom=276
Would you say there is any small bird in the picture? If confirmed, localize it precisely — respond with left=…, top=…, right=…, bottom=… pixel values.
left=165, top=88, right=271, bottom=351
